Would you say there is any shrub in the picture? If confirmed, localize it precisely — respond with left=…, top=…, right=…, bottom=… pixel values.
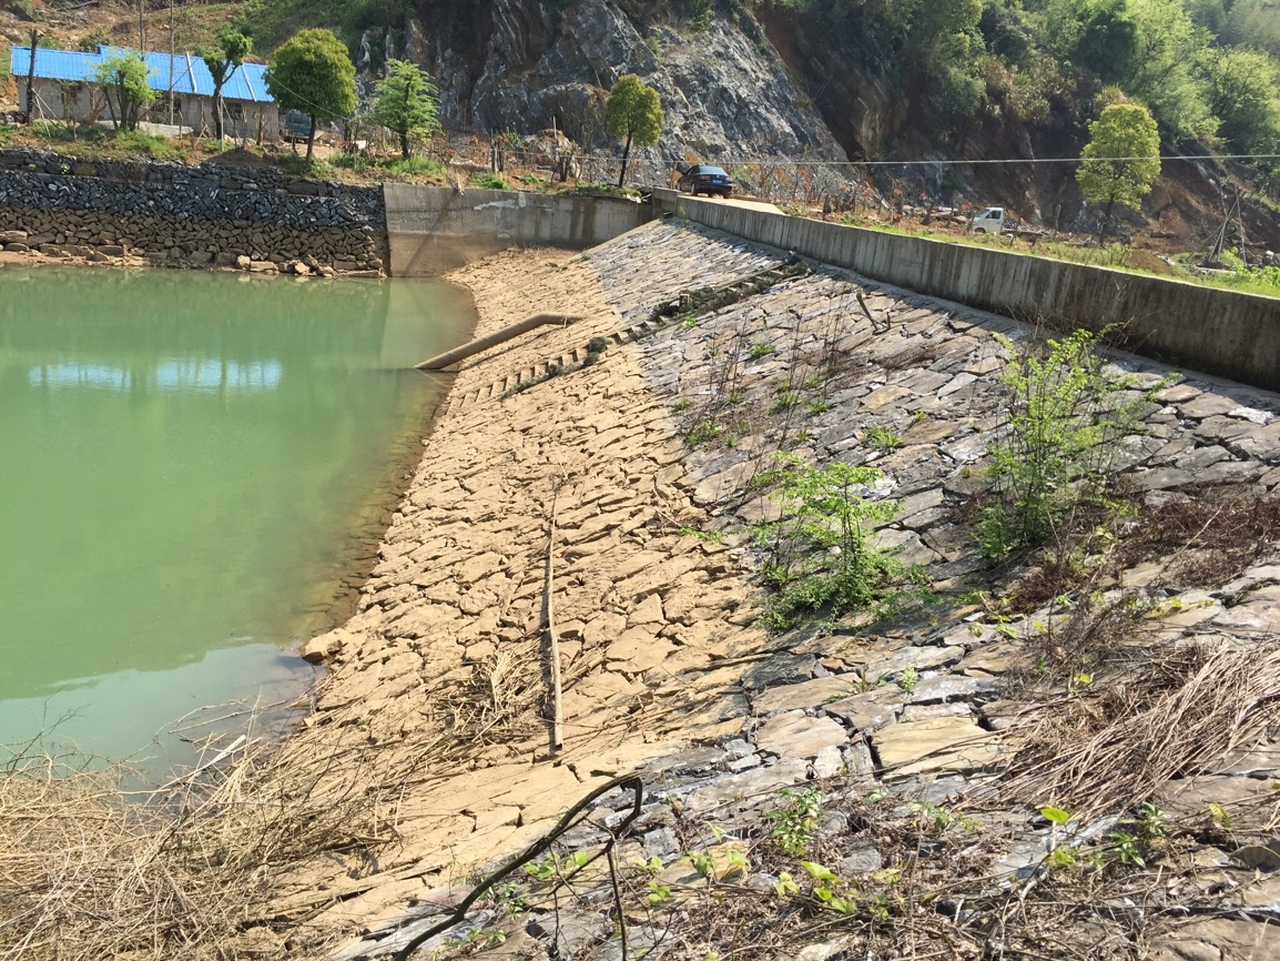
left=470, top=172, right=512, bottom=190
left=752, top=452, right=919, bottom=629
left=979, top=327, right=1171, bottom=559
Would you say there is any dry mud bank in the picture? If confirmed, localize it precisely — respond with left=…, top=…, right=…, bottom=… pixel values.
left=283, top=221, right=1280, bottom=960
left=277, top=239, right=774, bottom=944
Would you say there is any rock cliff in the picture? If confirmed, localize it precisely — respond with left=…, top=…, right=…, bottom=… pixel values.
left=364, top=0, right=845, bottom=168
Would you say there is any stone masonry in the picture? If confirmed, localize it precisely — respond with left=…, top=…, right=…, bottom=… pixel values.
left=0, top=148, right=387, bottom=274
left=279, top=220, right=1280, bottom=960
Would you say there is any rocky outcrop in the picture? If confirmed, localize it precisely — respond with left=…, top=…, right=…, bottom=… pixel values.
left=0, top=149, right=387, bottom=274
left=366, top=0, right=844, bottom=168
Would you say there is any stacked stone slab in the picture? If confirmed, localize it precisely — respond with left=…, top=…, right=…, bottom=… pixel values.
left=0, top=148, right=387, bottom=275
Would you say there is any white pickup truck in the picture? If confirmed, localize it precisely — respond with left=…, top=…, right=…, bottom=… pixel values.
left=969, top=207, right=1006, bottom=234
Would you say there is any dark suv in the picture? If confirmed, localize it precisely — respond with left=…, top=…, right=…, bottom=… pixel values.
left=676, top=164, right=734, bottom=198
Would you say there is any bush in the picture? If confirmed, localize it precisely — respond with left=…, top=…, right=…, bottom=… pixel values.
left=470, top=172, right=512, bottom=190
left=978, top=327, right=1171, bottom=559
left=751, top=453, right=920, bottom=629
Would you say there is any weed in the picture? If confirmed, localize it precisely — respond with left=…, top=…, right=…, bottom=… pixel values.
left=865, top=425, right=901, bottom=451
left=748, top=343, right=776, bottom=360
left=750, top=452, right=920, bottom=629
left=806, top=399, right=833, bottom=416
left=673, top=398, right=692, bottom=412
left=470, top=172, right=511, bottom=190
left=677, top=524, right=725, bottom=544
left=770, top=386, right=800, bottom=414
left=647, top=879, right=673, bottom=904
left=767, top=788, right=824, bottom=856
left=909, top=800, right=979, bottom=833
left=896, top=665, right=918, bottom=693
left=384, top=156, right=446, bottom=179
left=685, top=418, right=725, bottom=447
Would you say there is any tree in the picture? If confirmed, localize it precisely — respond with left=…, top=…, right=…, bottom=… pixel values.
left=1199, top=46, right=1280, bottom=156
left=264, top=28, right=356, bottom=161
left=1073, top=0, right=1139, bottom=84
left=202, top=27, right=252, bottom=141
left=1125, top=0, right=1215, bottom=140
left=93, top=50, right=156, bottom=132
left=369, top=59, right=441, bottom=160
left=604, top=74, right=663, bottom=188
left=1075, top=102, right=1161, bottom=242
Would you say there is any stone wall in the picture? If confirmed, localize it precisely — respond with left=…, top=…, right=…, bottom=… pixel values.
left=651, top=188, right=1280, bottom=394
left=0, top=149, right=388, bottom=275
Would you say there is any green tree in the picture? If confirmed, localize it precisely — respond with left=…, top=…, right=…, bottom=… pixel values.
left=265, top=28, right=356, bottom=161
left=369, top=59, right=441, bottom=160
left=604, top=74, right=663, bottom=188
left=1075, top=102, right=1161, bottom=242
left=1199, top=46, right=1280, bottom=156
left=1125, top=0, right=1215, bottom=140
left=202, top=27, right=252, bottom=141
left=92, top=50, right=156, bottom=132
left=1073, top=0, right=1139, bottom=84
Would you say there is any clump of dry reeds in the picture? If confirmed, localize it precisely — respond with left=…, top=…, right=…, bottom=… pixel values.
left=0, top=635, right=556, bottom=961
left=0, top=714, right=393, bottom=961
left=1000, top=641, right=1280, bottom=816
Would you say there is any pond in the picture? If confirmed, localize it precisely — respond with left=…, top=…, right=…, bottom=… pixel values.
left=0, top=266, right=472, bottom=770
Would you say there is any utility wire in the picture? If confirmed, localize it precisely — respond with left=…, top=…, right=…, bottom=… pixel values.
left=708, top=153, right=1280, bottom=166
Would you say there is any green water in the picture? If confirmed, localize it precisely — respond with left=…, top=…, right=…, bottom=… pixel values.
left=0, top=266, right=471, bottom=766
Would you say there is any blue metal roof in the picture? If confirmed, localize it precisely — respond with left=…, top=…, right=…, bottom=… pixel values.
left=9, top=45, right=273, bottom=103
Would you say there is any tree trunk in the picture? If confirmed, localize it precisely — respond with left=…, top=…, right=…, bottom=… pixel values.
left=306, top=114, right=316, bottom=161
left=617, top=131, right=632, bottom=189
left=400, top=130, right=410, bottom=160
left=1098, top=196, right=1116, bottom=245
left=213, top=91, right=223, bottom=140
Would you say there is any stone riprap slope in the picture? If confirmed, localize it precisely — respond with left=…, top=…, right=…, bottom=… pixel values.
left=314, top=221, right=1280, bottom=960
left=0, top=149, right=387, bottom=275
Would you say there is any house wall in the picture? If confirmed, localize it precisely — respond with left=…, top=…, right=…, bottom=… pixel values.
left=21, top=80, right=280, bottom=140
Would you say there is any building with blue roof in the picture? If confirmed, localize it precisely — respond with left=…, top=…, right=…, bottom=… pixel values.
left=10, top=45, right=282, bottom=140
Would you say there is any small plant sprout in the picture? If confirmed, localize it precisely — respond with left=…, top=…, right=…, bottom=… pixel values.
left=865, top=425, right=901, bottom=450
left=647, top=879, right=673, bottom=905
left=897, top=665, right=919, bottom=694
left=801, top=861, right=856, bottom=914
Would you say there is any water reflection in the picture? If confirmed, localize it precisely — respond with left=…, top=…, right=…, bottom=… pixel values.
left=28, top=359, right=284, bottom=392
left=0, top=265, right=474, bottom=764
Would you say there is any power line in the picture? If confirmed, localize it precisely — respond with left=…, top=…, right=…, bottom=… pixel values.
left=711, top=153, right=1280, bottom=166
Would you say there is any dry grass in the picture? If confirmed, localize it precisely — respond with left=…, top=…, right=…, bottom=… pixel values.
left=1115, top=490, right=1280, bottom=587
left=1000, top=642, right=1280, bottom=816
left=0, top=635, right=553, bottom=961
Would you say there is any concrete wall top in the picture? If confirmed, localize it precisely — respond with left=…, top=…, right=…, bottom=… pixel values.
left=650, top=188, right=1280, bottom=393
left=384, top=184, right=652, bottom=277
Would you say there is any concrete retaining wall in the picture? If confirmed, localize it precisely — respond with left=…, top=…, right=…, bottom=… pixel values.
left=384, top=184, right=653, bottom=277
left=651, top=188, right=1280, bottom=392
